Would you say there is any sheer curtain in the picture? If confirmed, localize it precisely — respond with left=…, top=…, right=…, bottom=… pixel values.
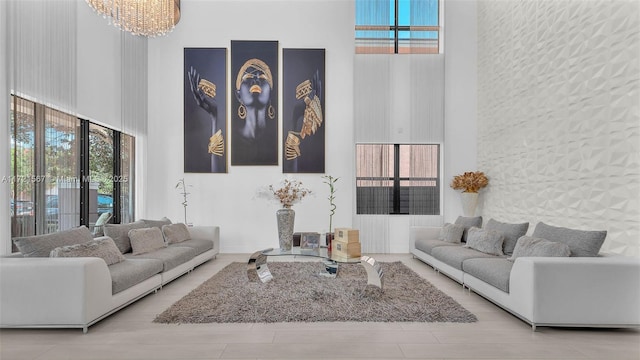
left=354, top=54, right=445, bottom=253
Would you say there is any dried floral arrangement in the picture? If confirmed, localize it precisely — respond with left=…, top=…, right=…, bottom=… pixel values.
left=257, top=178, right=312, bottom=208
left=450, top=171, right=488, bottom=193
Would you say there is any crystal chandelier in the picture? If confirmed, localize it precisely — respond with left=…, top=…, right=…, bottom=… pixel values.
left=86, top=0, right=181, bottom=37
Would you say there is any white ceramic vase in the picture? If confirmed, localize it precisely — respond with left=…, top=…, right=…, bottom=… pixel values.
left=460, top=192, right=479, bottom=217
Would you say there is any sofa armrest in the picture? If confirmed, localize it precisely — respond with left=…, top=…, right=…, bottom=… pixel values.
left=0, top=257, right=113, bottom=328
left=409, top=226, right=441, bottom=251
left=188, top=225, right=220, bottom=254
left=509, top=255, right=640, bottom=326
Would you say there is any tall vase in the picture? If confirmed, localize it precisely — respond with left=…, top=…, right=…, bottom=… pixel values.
left=276, top=208, right=295, bottom=250
left=460, top=192, right=479, bottom=217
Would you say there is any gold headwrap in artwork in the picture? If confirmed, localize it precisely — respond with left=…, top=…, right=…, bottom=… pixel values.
left=235, top=58, right=273, bottom=90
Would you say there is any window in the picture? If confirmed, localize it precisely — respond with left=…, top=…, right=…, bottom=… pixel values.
left=355, top=0, right=441, bottom=54
left=356, top=144, right=440, bottom=215
left=8, top=95, right=135, bottom=251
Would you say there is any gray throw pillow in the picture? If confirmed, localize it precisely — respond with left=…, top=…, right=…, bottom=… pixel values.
left=464, top=226, right=504, bottom=256
left=162, top=223, right=191, bottom=244
left=454, top=216, right=483, bottom=242
left=485, top=218, right=529, bottom=255
left=438, top=223, right=465, bottom=243
left=104, top=221, right=146, bottom=254
left=49, top=236, right=126, bottom=266
left=129, top=227, right=166, bottom=255
left=141, top=217, right=172, bottom=230
left=531, top=222, right=606, bottom=257
left=508, top=235, right=571, bottom=261
left=13, top=226, right=93, bottom=257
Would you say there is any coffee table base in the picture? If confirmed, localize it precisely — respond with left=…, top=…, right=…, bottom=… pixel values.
left=247, top=249, right=384, bottom=290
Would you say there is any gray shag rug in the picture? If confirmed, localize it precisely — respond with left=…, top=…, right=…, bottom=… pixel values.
left=154, top=261, right=477, bottom=324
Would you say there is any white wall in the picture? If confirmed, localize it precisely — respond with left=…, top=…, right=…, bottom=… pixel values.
left=477, top=0, right=640, bottom=257
left=146, top=0, right=478, bottom=253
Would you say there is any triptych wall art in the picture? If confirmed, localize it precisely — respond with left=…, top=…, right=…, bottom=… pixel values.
left=183, top=42, right=325, bottom=174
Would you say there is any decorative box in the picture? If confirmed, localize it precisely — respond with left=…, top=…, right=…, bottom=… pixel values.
left=332, top=240, right=361, bottom=258
left=335, top=228, right=359, bottom=243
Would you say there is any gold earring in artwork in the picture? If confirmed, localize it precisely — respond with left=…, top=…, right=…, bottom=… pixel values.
left=268, top=104, right=275, bottom=119
left=238, top=104, right=247, bottom=119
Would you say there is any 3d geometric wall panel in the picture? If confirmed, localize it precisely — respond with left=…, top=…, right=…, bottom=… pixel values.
left=477, top=0, right=640, bottom=256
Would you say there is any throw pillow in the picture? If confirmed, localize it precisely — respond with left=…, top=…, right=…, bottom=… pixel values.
left=454, top=216, right=483, bottom=242
left=464, top=226, right=505, bottom=256
left=104, top=221, right=146, bottom=254
left=485, top=218, right=529, bottom=256
left=49, top=236, right=126, bottom=266
left=531, top=222, right=606, bottom=257
left=508, top=235, right=571, bottom=261
left=141, top=217, right=172, bottom=230
left=128, top=227, right=166, bottom=255
left=162, top=223, right=191, bottom=244
left=438, top=223, right=465, bottom=243
left=13, top=226, right=93, bottom=257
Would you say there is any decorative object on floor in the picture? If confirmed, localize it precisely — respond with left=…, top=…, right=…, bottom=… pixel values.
left=360, top=256, right=384, bottom=289
left=184, top=48, right=228, bottom=173
left=154, top=261, right=477, bottom=324
left=231, top=40, right=279, bottom=165
left=282, top=48, right=326, bottom=173
left=257, top=178, right=312, bottom=250
left=86, top=0, right=181, bottom=37
left=247, top=249, right=273, bottom=283
left=450, top=171, right=489, bottom=216
left=175, top=178, right=192, bottom=224
left=322, top=175, right=339, bottom=251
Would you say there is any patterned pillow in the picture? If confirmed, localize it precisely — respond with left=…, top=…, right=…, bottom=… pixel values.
left=464, top=226, right=505, bottom=256
left=129, top=227, right=166, bottom=255
left=508, top=236, right=571, bottom=261
left=162, top=223, right=191, bottom=244
left=13, top=226, right=93, bottom=257
left=438, top=223, right=465, bottom=243
left=50, top=236, right=126, bottom=266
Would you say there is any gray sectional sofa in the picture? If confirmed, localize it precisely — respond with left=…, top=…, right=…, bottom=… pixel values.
left=411, top=217, right=640, bottom=330
left=0, top=220, right=219, bottom=332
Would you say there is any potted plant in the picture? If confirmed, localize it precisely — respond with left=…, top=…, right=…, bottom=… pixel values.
left=322, top=175, right=339, bottom=251
left=450, top=171, right=488, bottom=216
left=175, top=178, right=191, bottom=224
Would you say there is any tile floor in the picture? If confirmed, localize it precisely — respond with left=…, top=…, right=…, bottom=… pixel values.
left=1, top=253, right=639, bottom=360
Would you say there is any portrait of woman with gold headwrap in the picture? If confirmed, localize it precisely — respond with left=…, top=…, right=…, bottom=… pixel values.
left=231, top=40, right=279, bottom=165
left=184, top=47, right=227, bottom=173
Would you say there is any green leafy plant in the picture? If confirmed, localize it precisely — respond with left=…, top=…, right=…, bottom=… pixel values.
left=175, top=178, right=191, bottom=224
left=322, top=175, right=339, bottom=235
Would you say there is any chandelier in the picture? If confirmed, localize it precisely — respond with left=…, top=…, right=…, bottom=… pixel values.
left=86, top=0, right=181, bottom=37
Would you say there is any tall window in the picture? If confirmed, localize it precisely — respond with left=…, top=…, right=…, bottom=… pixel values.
left=9, top=95, right=135, bottom=251
left=356, top=144, right=440, bottom=215
left=355, top=0, right=441, bottom=54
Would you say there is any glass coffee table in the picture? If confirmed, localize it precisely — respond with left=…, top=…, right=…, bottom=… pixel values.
left=247, top=247, right=384, bottom=289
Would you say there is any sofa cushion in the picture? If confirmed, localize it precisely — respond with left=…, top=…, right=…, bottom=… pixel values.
left=141, top=217, right=172, bottom=230
left=531, top=222, right=606, bottom=257
left=463, top=257, right=514, bottom=293
left=464, top=227, right=505, bottom=256
left=454, top=216, right=483, bottom=242
left=13, top=226, right=93, bottom=257
left=162, top=223, right=191, bottom=244
left=104, top=221, right=147, bottom=254
left=108, top=258, right=163, bottom=294
left=49, top=236, right=125, bottom=266
left=129, top=227, right=166, bottom=255
left=439, top=223, right=465, bottom=243
left=415, top=238, right=461, bottom=255
left=485, top=218, right=529, bottom=255
left=126, top=246, right=197, bottom=272
left=508, top=236, right=572, bottom=261
left=169, top=238, right=213, bottom=256
left=431, top=245, right=495, bottom=270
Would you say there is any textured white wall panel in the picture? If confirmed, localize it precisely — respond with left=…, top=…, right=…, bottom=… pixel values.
left=477, top=0, right=640, bottom=256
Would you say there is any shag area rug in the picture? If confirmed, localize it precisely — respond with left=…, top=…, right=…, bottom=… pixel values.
left=154, top=261, right=477, bottom=324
